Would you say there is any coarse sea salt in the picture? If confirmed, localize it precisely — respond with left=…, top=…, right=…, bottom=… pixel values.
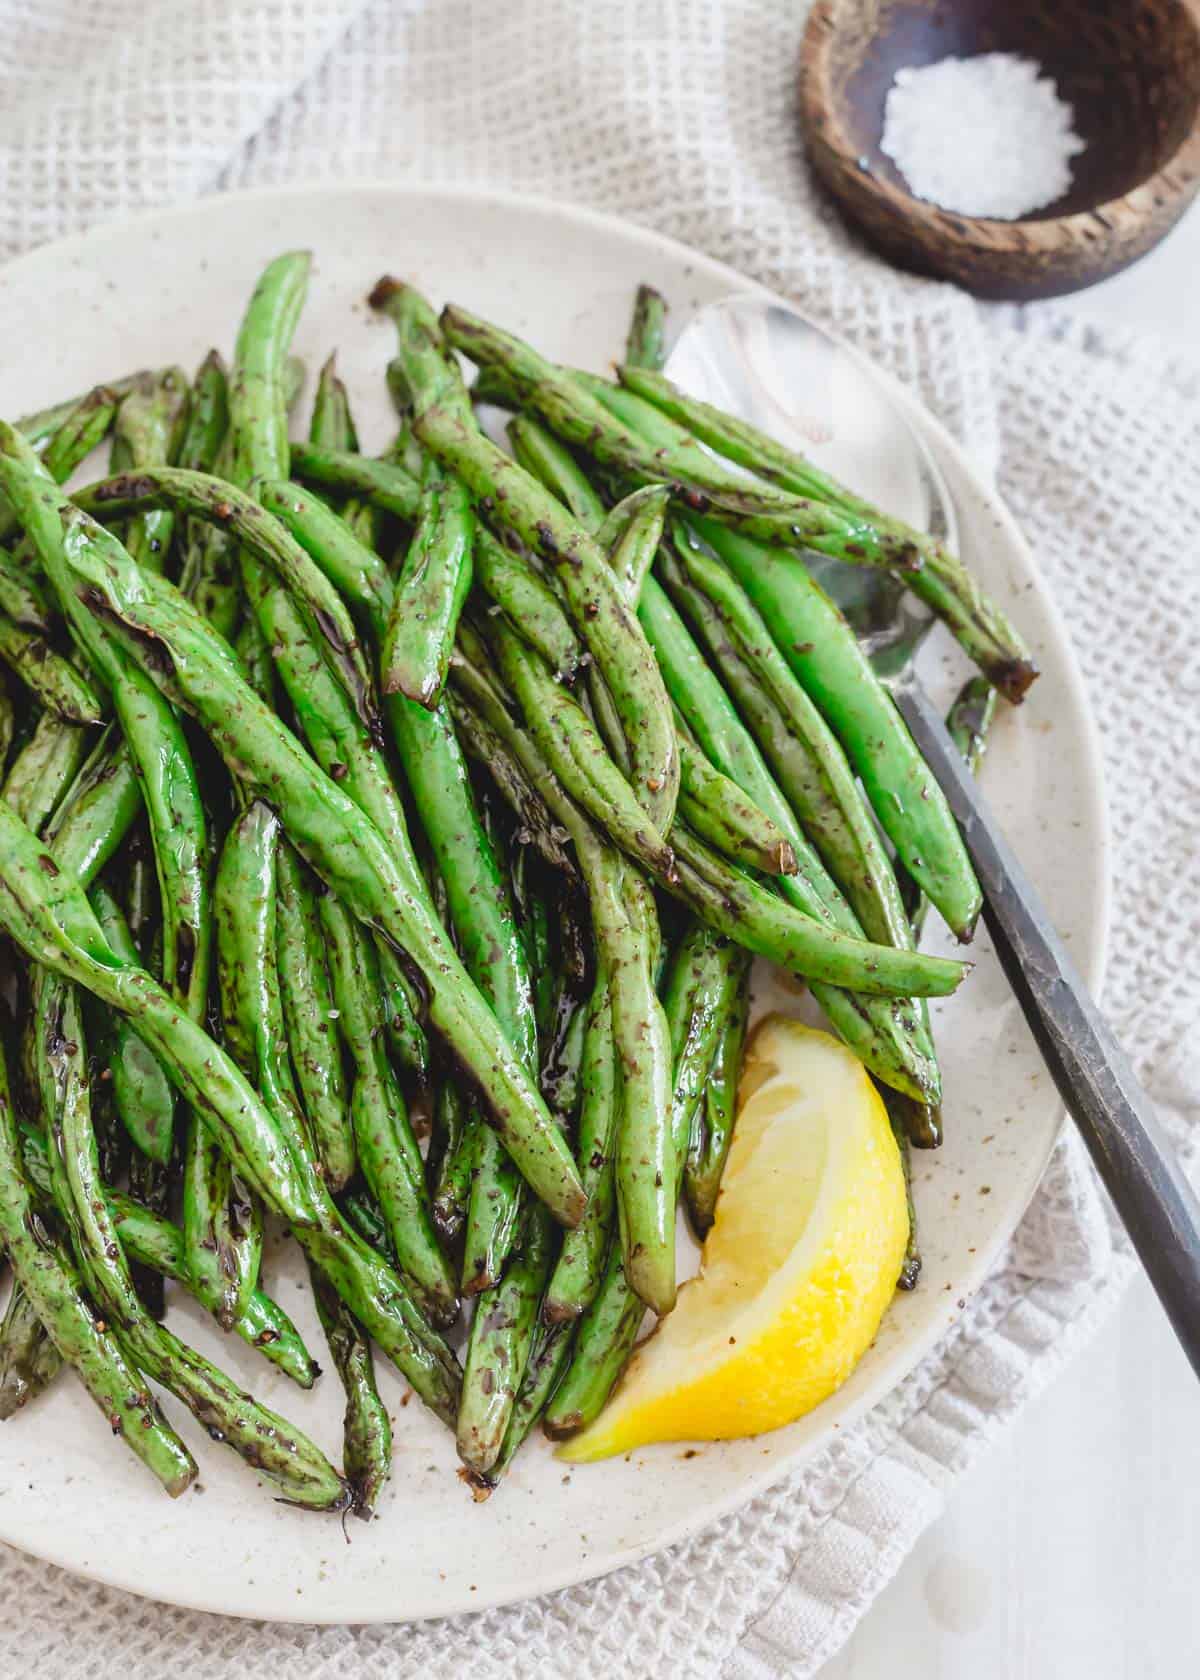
left=879, top=52, right=1085, bottom=221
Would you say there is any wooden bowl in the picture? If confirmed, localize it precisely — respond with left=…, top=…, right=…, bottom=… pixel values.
left=799, top=0, right=1200, bottom=299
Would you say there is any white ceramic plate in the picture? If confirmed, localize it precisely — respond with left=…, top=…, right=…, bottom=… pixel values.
left=0, top=185, right=1108, bottom=1623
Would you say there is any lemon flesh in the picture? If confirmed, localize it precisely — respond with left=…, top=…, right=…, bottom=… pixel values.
left=559, top=1018, right=908, bottom=1460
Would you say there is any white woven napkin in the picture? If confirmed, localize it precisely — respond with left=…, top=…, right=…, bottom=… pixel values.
left=1, top=3, right=1198, bottom=1675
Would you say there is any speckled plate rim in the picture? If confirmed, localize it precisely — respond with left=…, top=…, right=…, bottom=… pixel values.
left=0, top=182, right=1111, bottom=1623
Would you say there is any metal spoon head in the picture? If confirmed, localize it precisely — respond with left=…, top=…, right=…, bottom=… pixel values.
left=663, top=294, right=956, bottom=680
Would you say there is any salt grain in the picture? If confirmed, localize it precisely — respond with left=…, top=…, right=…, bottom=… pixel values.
left=879, top=53, right=1085, bottom=220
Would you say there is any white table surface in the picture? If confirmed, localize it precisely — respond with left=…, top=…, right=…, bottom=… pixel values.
left=821, top=206, right=1200, bottom=1680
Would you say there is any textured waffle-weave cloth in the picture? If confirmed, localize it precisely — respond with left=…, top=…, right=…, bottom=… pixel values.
left=0, top=3, right=1197, bottom=1675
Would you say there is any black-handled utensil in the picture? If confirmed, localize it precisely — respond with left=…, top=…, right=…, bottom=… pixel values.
left=897, top=679, right=1200, bottom=1375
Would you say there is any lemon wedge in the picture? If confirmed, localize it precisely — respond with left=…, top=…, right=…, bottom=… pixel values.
left=558, top=1017, right=908, bottom=1460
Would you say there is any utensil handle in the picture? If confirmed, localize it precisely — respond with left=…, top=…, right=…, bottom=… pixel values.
left=897, top=680, right=1200, bottom=1377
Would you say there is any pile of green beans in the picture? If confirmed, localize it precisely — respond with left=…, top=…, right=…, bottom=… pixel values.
left=0, top=256, right=1013, bottom=1511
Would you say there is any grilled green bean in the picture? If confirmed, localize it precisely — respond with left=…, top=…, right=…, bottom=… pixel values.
left=42, top=385, right=120, bottom=485
left=289, top=443, right=421, bottom=519
left=0, top=616, right=104, bottom=724
left=430, top=1077, right=474, bottom=1246
left=40, top=729, right=140, bottom=898
left=0, top=1283, right=63, bottom=1418
left=310, top=1262, right=391, bottom=1517
left=2, top=384, right=119, bottom=554
left=318, top=890, right=458, bottom=1326
left=175, top=351, right=232, bottom=620
left=210, top=799, right=309, bottom=1328
left=487, top=1318, right=575, bottom=1483
left=8, top=434, right=213, bottom=1037
left=337, top=1188, right=394, bottom=1262
left=592, top=840, right=673, bottom=1315
left=224, top=253, right=381, bottom=759
left=88, top=880, right=175, bottom=1165
left=900, top=675, right=997, bottom=939
left=506, top=416, right=606, bottom=529
left=374, top=936, right=432, bottom=1079
left=593, top=363, right=911, bottom=560
left=474, top=527, right=583, bottom=678
left=0, top=548, right=52, bottom=631
left=308, top=353, right=357, bottom=453
left=381, top=454, right=475, bottom=707
left=691, top=517, right=983, bottom=938
left=891, top=1111, right=922, bottom=1291
left=391, top=697, right=532, bottom=1293
left=457, top=1202, right=554, bottom=1474
left=671, top=822, right=961, bottom=997
left=212, top=808, right=291, bottom=1067
left=662, top=924, right=748, bottom=1183
left=2, top=710, right=90, bottom=834
left=447, top=690, right=578, bottom=879
left=258, top=480, right=393, bottom=644
left=275, top=839, right=355, bottom=1190
left=0, top=1035, right=195, bottom=1490
left=229, top=251, right=309, bottom=486
left=177, top=351, right=230, bottom=477
left=675, top=731, right=797, bottom=876
left=684, top=967, right=750, bottom=1237
left=76, top=468, right=374, bottom=730
left=542, top=1241, right=643, bottom=1438
left=543, top=976, right=618, bottom=1322
left=180, top=1111, right=262, bottom=1334
left=624, top=285, right=668, bottom=371
left=112, top=368, right=191, bottom=573
left=17, top=375, right=141, bottom=454
left=490, top=620, right=676, bottom=881
left=600, top=483, right=670, bottom=606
